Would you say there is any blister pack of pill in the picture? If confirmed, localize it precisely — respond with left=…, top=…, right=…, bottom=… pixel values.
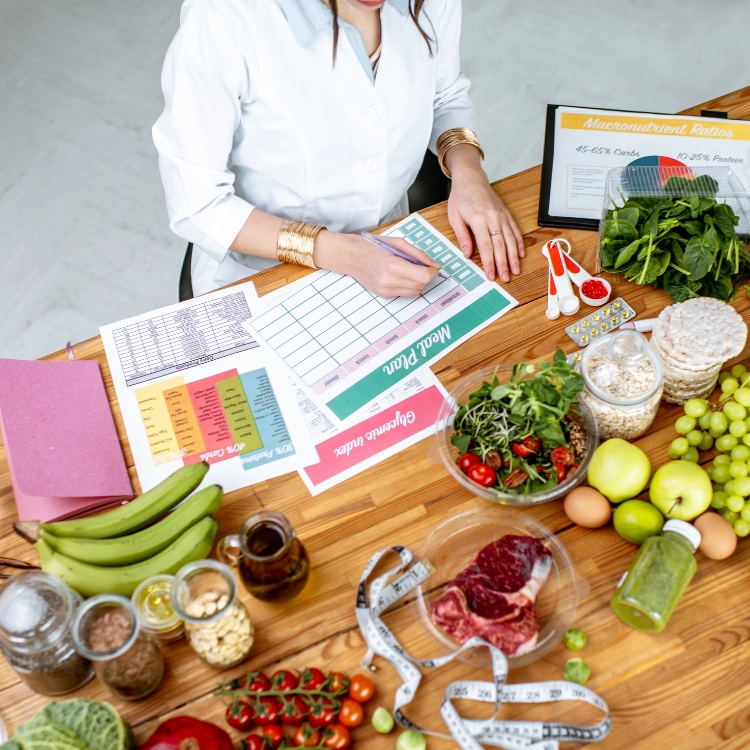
left=564, top=298, right=636, bottom=346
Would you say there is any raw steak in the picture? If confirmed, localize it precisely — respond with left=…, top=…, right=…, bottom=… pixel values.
left=430, top=535, right=552, bottom=655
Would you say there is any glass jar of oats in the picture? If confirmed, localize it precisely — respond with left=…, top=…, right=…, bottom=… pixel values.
left=579, top=329, right=663, bottom=441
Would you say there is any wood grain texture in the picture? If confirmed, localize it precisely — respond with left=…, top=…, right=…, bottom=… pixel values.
left=2, top=87, right=750, bottom=748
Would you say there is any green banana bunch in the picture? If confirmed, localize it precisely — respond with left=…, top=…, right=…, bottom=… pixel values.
left=42, top=461, right=209, bottom=539
left=36, top=516, right=218, bottom=598
left=21, top=484, right=223, bottom=566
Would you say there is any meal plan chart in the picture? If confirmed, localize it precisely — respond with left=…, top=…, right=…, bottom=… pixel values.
left=249, top=214, right=518, bottom=421
left=100, top=282, right=315, bottom=493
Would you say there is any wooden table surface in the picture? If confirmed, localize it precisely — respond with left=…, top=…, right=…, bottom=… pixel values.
left=3, top=87, right=750, bottom=750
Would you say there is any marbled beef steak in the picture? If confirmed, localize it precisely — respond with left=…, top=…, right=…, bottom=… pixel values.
left=430, top=535, right=552, bottom=655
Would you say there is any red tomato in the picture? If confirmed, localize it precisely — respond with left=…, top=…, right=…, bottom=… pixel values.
left=467, top=463, right=497, bottom=488
left=280, top=696, right=309, bottom=726
left=323, top=724, right=351, bottom=750
left=338, top=699, right=364, bottom=728
left=308, top=696, right=338, bottom=727
left=300, top=667, right=326, bottom=691
left=241, top=736, right=266, bottom=750
left=550, top=446, right=576, bottom=467
left=255, top=697, right=282, bottom=726
left=226, top=703, right=255, bottom=731
left=512, top=436, right=540, bottom=458
left=272, top=669, right=300, bottom=691
left=292, top=724, right=321, bottom=747
left=260, top=724, right=284, bottom=749
left=348, top=674, right=375, bottom=703
left=457, top=452, right=481, bottom=474
left=329, top=671, right=349, bottom=694
left=554, top=461, right=567, bottom=482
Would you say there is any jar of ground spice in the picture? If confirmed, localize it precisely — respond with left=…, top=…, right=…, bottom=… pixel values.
left=72, top=594, right=164, bottom=700
left=0, top=571, right=93, bottom=695
left=579, top=329, right=664, bottom=441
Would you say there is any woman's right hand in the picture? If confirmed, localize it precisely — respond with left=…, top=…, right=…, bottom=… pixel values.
left=314, top=231, right=440, bottom=298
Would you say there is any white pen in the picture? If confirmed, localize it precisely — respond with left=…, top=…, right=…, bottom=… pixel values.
left=360, top=231, right=451, bottom=279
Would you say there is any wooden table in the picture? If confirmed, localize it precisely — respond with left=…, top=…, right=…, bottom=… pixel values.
left=2, top=86, right=750, bottom=750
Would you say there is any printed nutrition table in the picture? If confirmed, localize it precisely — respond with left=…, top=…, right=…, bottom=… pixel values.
left=252, top=215, right=485, bottom=394
left=112, top=291, right=258, bottom=386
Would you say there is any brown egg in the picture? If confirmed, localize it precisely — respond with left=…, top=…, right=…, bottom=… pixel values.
left=563, top=486, right=612, bottom=528
left=693, top=512, right=737, bottom=560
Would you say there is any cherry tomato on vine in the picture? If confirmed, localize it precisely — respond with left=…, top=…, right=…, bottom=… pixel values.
left=280, top=695, right=309, bottom=726
left=467, top=463, right=496, bottom=488
left=329, top=671, right=349, bottom=694
left=338, top=698, right=364, bottom=728
left=226, top=704, right=255, bottom=731
left=300, top=667, right=326, bottom=691
left=272, top=669, right=300, bottom=691
left=348, top=674, right=375, bottom=703
left=260, top=725, right=284, bottom=749
left=255, top=697, right=282, bottom=726
left=457, top=452, right=481, bottom=474
left=242, top=736, right=266, bottom=750
left=323, top=724, right=351, bottom=750
left=308, top=696, right=338, bottom=727
left=292, top=724, right=321, bottom=747
left=234, top=671, right=271, bottom=692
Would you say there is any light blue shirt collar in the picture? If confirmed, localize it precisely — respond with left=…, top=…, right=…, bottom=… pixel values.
left=279, top=0, right=409, bottom=83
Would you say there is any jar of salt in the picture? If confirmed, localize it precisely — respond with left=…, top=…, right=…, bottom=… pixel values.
left=579, top=329, right=663, bottom=441
left=0, top=571, right=93, bottom=695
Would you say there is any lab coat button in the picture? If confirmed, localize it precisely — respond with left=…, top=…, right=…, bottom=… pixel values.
left=365, top=159, right=377, bottom=171
left=370, top=104, right=382, bottom=116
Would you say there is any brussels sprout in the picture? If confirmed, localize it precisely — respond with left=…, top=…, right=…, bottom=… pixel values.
left=563, top=628, right=587, bottom=651
left=396, top=729, right=427, bottom=750
left=563, top=658, right=591, bottom=685
left=372, top=707, right=395, bottom=734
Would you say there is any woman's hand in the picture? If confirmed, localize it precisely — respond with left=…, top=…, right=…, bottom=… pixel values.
left=444, top=144, right=525, bottom=283
left=314, top=232, right=439, bottom=298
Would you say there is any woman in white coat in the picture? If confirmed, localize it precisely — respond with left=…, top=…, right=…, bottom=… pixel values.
left=154, top=0, right=525, bottom=298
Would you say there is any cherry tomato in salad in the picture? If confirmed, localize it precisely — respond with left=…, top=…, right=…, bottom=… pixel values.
left=348, top=674, right=375, bottom=703
left=329, top=671, right=349, bottom=694
left=308, top=696, right=338, bottom=727
left=554, top=462, right=567, bottom=482
left=550, top=446, right=576, bottom=467
left=467, top=463, right=497, bottom=488
left=260, top=725, right=284, bottom=748
left=512, top=436, right=540, bottom=458
left=292, top=724, right=321, bottom=747
left=226, top=704, right=255, bottom=731
left=300, top=667, right=327, bottom=691
left=272, top=669, right=300, bottom=691
left=338, top=699, right=364, bottom=728
left=242, top=735, right=266, bottom=750
left=280, top=696, right=309, bottom=726
left=255, top=697, right=282, bottom=726
left=323, top=724, right=351, bottom=749
left=457, top=452, right=482, bottom=475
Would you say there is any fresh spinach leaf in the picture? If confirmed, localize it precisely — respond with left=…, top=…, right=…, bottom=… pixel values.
left=684, top=235, right=713, bottom=280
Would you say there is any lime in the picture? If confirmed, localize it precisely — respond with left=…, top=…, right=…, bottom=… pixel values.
left=613, top=500, right=665, bottom=545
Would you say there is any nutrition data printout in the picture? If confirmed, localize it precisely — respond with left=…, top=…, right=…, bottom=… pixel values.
left=547, top=106, right=750, bottom=222
left=248, top=214, right=518, bottom=422
left=293, top=369, right=448, bottom=496
left=100, top=282, right=316, bottom=494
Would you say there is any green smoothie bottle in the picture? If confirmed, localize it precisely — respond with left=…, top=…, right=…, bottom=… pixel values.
left=610, top=520, right=701, bottom=633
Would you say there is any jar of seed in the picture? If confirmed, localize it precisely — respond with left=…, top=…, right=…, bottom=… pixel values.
left=579, top=329, right=663, bottom=441
left=0, top=571, right=93, bottom=695
left=171, top=560, right=254, bottom=669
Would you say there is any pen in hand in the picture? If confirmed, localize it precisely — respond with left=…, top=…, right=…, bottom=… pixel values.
left=360, top=231, right=451, bottom=280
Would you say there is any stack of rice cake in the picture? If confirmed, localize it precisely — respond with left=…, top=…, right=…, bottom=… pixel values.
left=652, top=298, right=747, bottom=404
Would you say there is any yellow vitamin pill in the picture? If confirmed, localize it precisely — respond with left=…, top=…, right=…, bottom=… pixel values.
left=582, top=319, right=589, bottom=328
left=591, top=328, right=599, bottom=337
left=601, top=321, right=609, bottom=331
left=592, top=314, right=600, bottom=322
left=611, top=316, right=619, bottom=325
left=572, top=325, right=580, bottom=334
left=602, top=307, right=610, bottom=316
left=573, top=352, right=582, bottom=362
left=622, top=310, right=630, bottom=318
left=580, top=335, right=589, bottom=343
left=613, top=300, right=621, bottom=309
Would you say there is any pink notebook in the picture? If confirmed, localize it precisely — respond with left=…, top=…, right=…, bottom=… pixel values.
left=0, top=359, right=133, bottom=522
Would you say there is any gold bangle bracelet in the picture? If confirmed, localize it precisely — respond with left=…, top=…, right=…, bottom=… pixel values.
left=276, top=219, right=326, bottom=268
left=436, top=127, right=485, bottom=178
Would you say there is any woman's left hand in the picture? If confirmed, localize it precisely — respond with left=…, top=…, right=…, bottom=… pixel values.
left=445, top=144, right=525, bottom=283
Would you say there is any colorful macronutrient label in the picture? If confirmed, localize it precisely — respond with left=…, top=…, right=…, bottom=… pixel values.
left=135, top=376, right=184, bottom=465
left=184, top=370, right=239, bottom=464
left=238, top=368, right=296, bottom=470
left=215, top=374, right=263, bottom=452
left=325, top=288, right=511, bottom=420
left=163, top=383, right=206, bottom=459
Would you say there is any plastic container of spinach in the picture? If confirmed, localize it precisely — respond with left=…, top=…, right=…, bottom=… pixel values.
left=597, top=166, right=750, bottom=302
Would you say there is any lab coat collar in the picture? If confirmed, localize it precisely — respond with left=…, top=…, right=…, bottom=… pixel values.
left=279, top=0, right=410, bottom=47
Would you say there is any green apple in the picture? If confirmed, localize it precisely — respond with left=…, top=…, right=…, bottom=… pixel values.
left=650, top=461, right=713, bottom=521
left=587, top=438, right=651, bottom=503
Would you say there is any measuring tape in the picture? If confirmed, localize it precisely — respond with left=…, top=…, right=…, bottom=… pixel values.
left=356, top=546, right=611, bottom=750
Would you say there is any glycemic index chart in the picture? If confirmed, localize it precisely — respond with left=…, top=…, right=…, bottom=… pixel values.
left=250, top=214, right=517, bottom=421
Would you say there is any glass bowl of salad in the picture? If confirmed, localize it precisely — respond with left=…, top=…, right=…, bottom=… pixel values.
left=435, top=352, right=598, bottom=505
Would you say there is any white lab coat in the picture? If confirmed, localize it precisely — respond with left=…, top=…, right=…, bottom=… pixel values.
left=153, top=0, right=477, bottom=296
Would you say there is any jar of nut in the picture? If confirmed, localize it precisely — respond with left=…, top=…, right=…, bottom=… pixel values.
left=170, top=560, right=254, bottom=669
left=579, top=329, right=664, bottom=441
